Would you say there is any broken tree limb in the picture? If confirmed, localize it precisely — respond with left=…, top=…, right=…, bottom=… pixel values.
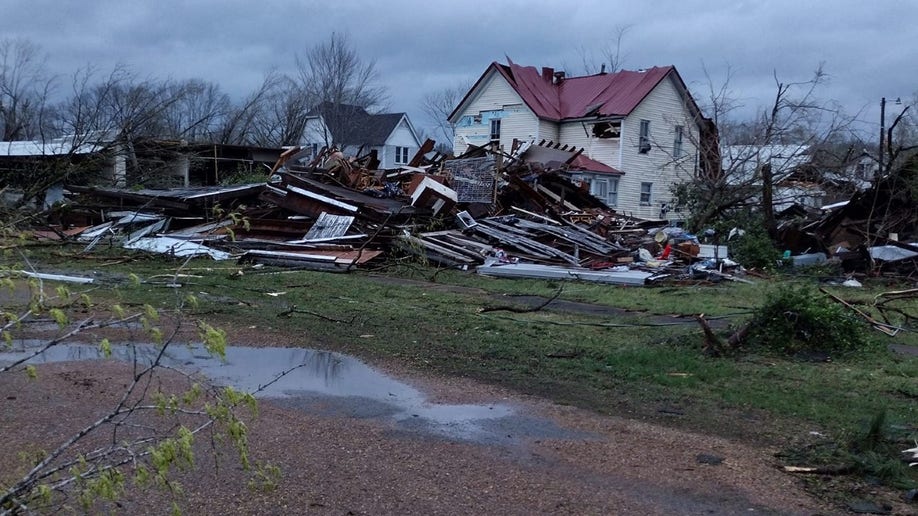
left=819, top=288, right=900, bottom=336
left=782, top=464, right=855, bottom=475
left=695, top=314, right=750, bottom=356
left=695, top=314, right=728, bottom=356
left=479, top=286, right=564, bottom=314
left=276, top=305, right=355, bottom=324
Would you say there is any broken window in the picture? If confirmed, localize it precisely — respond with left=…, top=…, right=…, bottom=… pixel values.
left=490, top=119, right=501, bottom=142
left=673, top=125, right=684, bottom=158
left=591, top=121, right=621, bottom=139
left=640, top=182, right=653, bottom=205
left=639, top=120, right=651, bottom=153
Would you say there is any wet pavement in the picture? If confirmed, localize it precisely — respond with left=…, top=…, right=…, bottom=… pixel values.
left=0, top=341, right=590, bottom=445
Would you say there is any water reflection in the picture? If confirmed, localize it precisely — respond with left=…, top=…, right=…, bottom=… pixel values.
left=2, top=341, right=563, bottom=443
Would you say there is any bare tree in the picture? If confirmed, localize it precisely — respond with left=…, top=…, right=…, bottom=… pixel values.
left=216, top=71, right=282, bottom=145
left=296, top=32, right=388, bottom=147
left=673, top=63, right=856, bottom=233
left=157, top=79, right=231, bottom=143
left=0, top=38, right=55, bottom=141
left=10, top=65, right=199, bottom=203
left=576, top=25, right=631, bottom=75
left=421, top=82, right=471, bottom=148
left=250, top=75, right=312, bottom=147
left=297, top=32, right=386, bottom=111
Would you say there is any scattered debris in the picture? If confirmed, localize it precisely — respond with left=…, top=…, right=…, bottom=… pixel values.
left=22, top=140, right=917, bottom=287
left=18, top=271, right=94, bottom=284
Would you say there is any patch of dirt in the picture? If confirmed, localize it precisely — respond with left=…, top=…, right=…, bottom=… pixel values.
left=1, top=343, right=847, bottom=514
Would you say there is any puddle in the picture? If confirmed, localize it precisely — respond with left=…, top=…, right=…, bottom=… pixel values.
left=0, top=341, right=587, bottom=444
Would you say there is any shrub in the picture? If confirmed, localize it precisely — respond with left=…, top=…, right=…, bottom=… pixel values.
left=707, top=211, right=781, bottom=269
left=730, top=228, right=781, bottom=269
left=744, top=286, right=872, bottom=357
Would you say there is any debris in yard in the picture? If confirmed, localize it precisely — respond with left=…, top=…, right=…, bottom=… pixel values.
left=18, top=271, right=95, bottom=284
left=23, top=137, right=917, bottom=285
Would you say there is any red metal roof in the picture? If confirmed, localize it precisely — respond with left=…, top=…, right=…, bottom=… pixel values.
left=490, top=60, right=675, bottom=121
left=567, top=154, right=623, bottom=175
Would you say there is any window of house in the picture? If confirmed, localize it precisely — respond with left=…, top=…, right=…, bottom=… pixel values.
left=590, top=177, right=618, bottom=206
left=640, top=182, right=653, bottom=205
left=394, top=146, right=410, bottom=164
left=592, top=121, right=621, bottom=139
left=490, top=119, right=501, bottom=142
left=639, top=119, right=651, bottom=153
left=673, top=125, right=684, bottom=158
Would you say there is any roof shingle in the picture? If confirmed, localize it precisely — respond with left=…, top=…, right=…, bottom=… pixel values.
left=308, top=102, right=406, bottom=146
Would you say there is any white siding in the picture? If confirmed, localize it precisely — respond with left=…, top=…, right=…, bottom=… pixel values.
left=386, top=119, right=417, bottom=147
left=302, top=118, right=333, bottom=148
left=452, top=70, right=538, bottom=154
left=616, top=75, right=699, bottom=219
left=451, top=67, right=700, bottom=221
left=559, top=122, right=621, bottom=169
left=538, top=119, right=559, bottom=142
left=381, top=118, right=421, bottom=168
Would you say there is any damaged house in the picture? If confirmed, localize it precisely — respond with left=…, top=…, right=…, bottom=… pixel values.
left=721, top=144, right=823, bottom=211
left=448, top=60, right=712, bottom=220
left=302, top=102, right=422, bottom=169
left=0, top=133, right=285, bottom=207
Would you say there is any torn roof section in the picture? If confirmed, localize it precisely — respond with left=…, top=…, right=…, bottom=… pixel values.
left=450, top=60, right=679, bottom=122
left=520, top=141, right=623, bottom=175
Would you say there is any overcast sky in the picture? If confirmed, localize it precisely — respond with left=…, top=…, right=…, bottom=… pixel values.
left=3, top=0, right=916, bottom=143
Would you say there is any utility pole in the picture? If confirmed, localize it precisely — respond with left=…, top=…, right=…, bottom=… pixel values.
left=878, top=97, right=886, bottom=176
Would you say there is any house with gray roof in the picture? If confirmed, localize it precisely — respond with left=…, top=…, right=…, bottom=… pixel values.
left=302, top=102, right=422, bottom=169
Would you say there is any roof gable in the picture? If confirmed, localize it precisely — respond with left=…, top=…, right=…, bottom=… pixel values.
left=308, top=102, right=410, bottom=146
left=453, top=60, right=693, bottom=123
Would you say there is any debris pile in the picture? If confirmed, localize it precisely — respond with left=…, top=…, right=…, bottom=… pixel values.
left=34, top=141, right=917, bottom=284
left=777, top=154, right=918, bottom=276
left=28, top=140, right=723, bottom=285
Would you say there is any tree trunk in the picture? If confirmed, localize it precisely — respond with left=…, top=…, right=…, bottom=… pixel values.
left=760, top=163, right=777, bottom=238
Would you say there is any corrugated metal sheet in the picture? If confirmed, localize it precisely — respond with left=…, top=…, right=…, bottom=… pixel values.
left=0, top=137, right=108, bottom=157
left=303, top=212, right=355, bottom=241
left=477, top=262, right=659, bottom=286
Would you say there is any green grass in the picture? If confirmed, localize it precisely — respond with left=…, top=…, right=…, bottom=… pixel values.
left=3, top=246, right=917, bottom=470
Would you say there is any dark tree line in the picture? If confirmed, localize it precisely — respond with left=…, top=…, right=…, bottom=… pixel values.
left=0, top=33, right=386, bottom=149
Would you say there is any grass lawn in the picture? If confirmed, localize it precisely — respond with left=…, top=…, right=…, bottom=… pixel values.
left=3, top=244, right=917, bottom=489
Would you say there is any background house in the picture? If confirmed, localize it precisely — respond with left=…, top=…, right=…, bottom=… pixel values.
left=0, top=134, right=283, bottom=208
left=722, top=144, right=821, bottom=210
left=846, top=151, right=880, bottom=182
left=448, top=60, right=710, bottom=219
left=302, top=102, right=421, bottom=169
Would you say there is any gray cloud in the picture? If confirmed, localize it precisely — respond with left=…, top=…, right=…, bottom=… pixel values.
left=3, top=0, right=915, bottom=140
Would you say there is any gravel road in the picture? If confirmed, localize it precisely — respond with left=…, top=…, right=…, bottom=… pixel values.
left=1, top=347, right=834, bottom=515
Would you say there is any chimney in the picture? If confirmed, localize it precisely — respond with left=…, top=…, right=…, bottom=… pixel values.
left=553, top=71, right=565, bottom=84
left=541, top=67, right=554, bottom=82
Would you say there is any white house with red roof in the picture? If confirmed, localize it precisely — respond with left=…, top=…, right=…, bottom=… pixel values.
left=448, top=60, right=711, bottom=219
